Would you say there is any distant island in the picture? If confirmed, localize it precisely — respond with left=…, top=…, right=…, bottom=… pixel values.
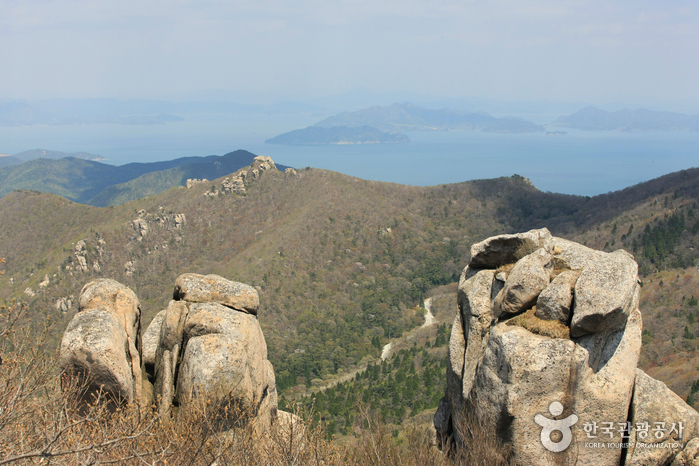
left=552, top=106, right=699, bottom=131
left=265, top=125, right=410, bottom=145
left=546, top=130, right=568, bottom=136
left=314, top=102, right=546, bottom=133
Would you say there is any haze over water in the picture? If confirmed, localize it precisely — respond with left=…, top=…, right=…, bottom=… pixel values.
left=2, top=116, right=697, bottom=197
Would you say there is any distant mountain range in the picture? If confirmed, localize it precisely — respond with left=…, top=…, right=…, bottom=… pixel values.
left=315, top=103, right=546, bottom=133
left=0, top=150, right=289, bottom=206
left=265, top=125, right=410, bottom=145
left=0, top=149, right=105, bottom=168
left=552, top=106, right=699, bottom=131
left=0, top=98, right=328, bottom=127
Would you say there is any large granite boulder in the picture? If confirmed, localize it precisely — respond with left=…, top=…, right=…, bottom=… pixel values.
left=174, top=273, right=259, bottom=315
left=60, top=279, right=143, bottom=407
left=435, top=229, right=699, bottom=466
left=570, top=250, right=639, bottom=337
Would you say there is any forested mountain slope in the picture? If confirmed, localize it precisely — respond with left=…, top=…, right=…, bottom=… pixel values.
left=1, top=162, right=698, bottom=417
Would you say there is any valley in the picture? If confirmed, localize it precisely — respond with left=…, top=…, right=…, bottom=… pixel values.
left=1, top=154, right=699, bottom=440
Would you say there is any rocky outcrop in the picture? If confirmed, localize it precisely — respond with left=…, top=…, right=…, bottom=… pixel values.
left=435, top=229, right=699, bottom=466
left=150, top=274, right=276, bottom=430
left=218, top=156, right=278, bottom=196
left=186, top=178, right=208, bottom=188
left=60, top=274, right=277, bottom=432
left=60, top=279, right=143, bottom=407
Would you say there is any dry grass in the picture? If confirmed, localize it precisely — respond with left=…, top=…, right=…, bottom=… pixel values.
left=506, top=307, right=570, bottom=340
left=495, top=263, right=516, bottom=275
left=0, top=300, right=515, bottom=465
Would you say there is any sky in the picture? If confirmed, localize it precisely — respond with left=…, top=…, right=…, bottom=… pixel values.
left=1, top=0, right=699, bottom=105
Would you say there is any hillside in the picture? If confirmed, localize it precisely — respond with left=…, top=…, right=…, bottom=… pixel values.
left=0, top=149, right=267, bottom=206
left=2, top=162, right=699, bottom=427
left=265, top=125, right=410, bottom=145
left=552, top=106, right=699, bottom=131
left=315, top=102, right=545, bottom=133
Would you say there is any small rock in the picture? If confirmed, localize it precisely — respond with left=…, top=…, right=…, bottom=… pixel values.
left=496, top=248, right=553, bottom=315
left=142, top=309, right=166, bottom=372
left=535, top=269, right=580, bottom=322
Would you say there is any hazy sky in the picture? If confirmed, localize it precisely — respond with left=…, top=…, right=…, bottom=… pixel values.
left=2, top=0, right=698, bottom=104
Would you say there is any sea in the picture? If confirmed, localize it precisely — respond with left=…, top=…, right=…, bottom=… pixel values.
left=1, top=113, right=698, bottom=197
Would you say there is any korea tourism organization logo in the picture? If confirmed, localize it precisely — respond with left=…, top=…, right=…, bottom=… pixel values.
left=534, top=402, right=578, bottom=452
left=534, top=401, right=686, bottom=452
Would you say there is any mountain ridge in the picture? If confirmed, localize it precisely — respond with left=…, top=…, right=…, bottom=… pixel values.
left=552, top=106, right=699, bottom=131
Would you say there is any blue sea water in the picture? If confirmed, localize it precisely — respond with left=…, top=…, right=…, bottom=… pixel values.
left=1, top=115, right=697, bottom=197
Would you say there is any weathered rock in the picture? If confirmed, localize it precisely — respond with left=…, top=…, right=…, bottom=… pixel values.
left=174, top=213, right=186, bottom=228
left=444, top=309, right=466, bottom=436
left=174, top=273, right=259, bottom=315
left=60, top=308, right=135, bottom=406
left=274, top=410, right=306, bottom=449
left=149, top=299, right=277, bottom=428
left=437, top=230, right=699, bottom=464
left=466, top=308, right=642, bottom=466
left=570, top=250, right=639, bottom=337
left=496, top=248, right=553, bottom=315
left=627, top=369, right=699, bottom=466
left=63, top=279, right=143, bottom=407
left=221, top=175, right=246, bottom=195
left=76, top=255, right=88, bottom=272
left=672, top=437, right=699, bottom=466
left=154, top=300, right=189, bottom=415
left=535, top=269, right=580, bottom=322
left=569, top=308, right=642, bottom=466
left=79, top=278, right=141, bottom=342
left=55, top=296, right=73, bottom=312
left=458, top=268, right=496, bottom=400
left=142, top=309, right=166, bottom=371
left=468, top=323, right=576, bottom=465
left=469, top=227, right=553, bottom=269
left=552, top=237, right=607, bottom=271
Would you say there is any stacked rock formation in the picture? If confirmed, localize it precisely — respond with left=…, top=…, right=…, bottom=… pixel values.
left=434, top=228, right=699, bottom=466
left=60, top=279, right=143, bottom=407
left=61, top=273, right=278, bottom=431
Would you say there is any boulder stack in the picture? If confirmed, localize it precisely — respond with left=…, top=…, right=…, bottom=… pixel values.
left=146, top=273, right=277, bottom=430
left=435, top=228, right=699, bottom=466
left=60, top=273, right=279, bottom=432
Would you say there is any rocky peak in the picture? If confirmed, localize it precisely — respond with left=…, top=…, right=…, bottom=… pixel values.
left=435, top=228, right=699, bottom=466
